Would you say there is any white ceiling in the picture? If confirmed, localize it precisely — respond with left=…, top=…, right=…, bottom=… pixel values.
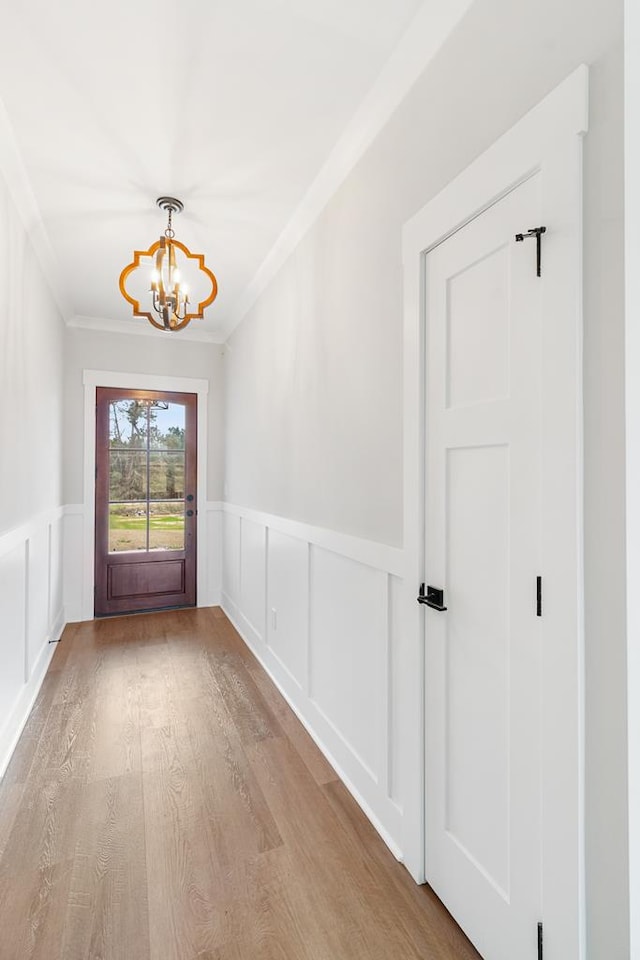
left=0, top=0, right=425, bottom=341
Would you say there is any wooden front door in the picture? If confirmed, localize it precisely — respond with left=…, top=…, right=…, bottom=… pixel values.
left=95, top=388, right=197, bottom=616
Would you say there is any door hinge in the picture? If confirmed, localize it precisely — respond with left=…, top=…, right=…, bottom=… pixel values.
left=536, top=576, right=542, bottom=617
left=538, top=922, right=543, bottom=960
left=515, top=225, right=547, bottom=277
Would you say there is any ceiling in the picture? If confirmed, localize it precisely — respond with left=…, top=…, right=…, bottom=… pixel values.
left=0, top=0, right=425, bottom=341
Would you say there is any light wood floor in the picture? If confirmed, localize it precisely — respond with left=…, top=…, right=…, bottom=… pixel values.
left=0, top=607, right=481, bottom=960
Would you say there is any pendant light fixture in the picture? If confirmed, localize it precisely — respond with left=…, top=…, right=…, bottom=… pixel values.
left=119, top=197, right=218, bottom=332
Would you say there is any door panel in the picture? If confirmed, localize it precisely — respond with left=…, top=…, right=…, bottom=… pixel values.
left=425, top=175, right=542, bottom=960
left=95, top=388, right=197, bottom=616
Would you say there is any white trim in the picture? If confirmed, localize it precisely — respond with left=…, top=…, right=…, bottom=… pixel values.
left=0, top=635, right=59, bottom=780
left=220, top=0, right=476, bottom=340
left=625, top=1, right=640, bottom=953
left=221, top=590, right=403, bottom=862
left=402, top=65, right=588, bottom=957
left=223, top=502, right=403, bottom=577
left=0, top=505, right=65, bottom=558
left=81, top=369, right=210, bottom=621
left=68, top=314, right=224, bottom=345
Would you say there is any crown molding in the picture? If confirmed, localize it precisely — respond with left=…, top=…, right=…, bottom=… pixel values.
left=221, top=0, right=476, bottom=341
left=67, top=314, right=225, bottom=344
left=0, top=96, right=74, bottom=323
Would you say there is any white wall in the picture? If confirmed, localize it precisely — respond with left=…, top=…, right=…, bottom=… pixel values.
left=223, top=0, right=627, bottom=956
left=0, top=157, right=65, bottom=776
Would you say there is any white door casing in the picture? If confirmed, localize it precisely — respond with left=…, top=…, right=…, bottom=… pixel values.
left=402, top=66, right=588, bottom=960
left=424, top=174, right=543, bottom=960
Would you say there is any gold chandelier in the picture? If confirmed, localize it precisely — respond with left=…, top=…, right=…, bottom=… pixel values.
left=119, top=197, right=218, bottom=332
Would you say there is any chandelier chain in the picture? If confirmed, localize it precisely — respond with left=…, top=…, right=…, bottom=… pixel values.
left=165, top=206, right=175, bottom=239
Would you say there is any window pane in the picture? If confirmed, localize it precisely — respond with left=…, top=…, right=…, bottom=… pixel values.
left=149, top=451, right=185, bottom=501
left=149, top=402, right=186, bottom=451
left=109, top=450, right=147, bottom=501
left=109, top=503, right=148, bottom=553
left=149, top=501, right=185, bottom=551
left=109, top=400, right=148, bottom=449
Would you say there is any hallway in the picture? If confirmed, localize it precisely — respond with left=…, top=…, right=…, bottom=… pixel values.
left=0, top=608, right=480, bottom=960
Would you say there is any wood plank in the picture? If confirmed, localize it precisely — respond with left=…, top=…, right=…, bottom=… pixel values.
left=61, top=773, right=149, bottom=960
left=243, top=655, right=339, bottom=786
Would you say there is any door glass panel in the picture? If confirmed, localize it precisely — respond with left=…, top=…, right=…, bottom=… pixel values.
left=109, top=400, right=149, bottom=448
left=149, top=452, right=185, bottom=500
left=149, top=402, right=186, bottom=450
left=109, top=450, right=147, bottom=501
left=109, top=502, right=149, bottom=553
left=107, top=399, right=187, bottom=554
left=149, top=501, right=185, bottom=551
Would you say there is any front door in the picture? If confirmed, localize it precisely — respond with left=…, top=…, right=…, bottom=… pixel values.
left=424, top=175, right=543, bottom=959
left=95, top=387, right=197, bottom=616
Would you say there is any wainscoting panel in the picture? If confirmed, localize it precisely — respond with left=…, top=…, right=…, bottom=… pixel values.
left=309, top=547, right=387, bottom=783
left=0, top=542, right=27, bottom=717
left=63, top=506, right=84, bottom=623
left=222, top=510, right=241, bottom=607
left=49, top=516, right=64, bottom=639
left=389, top=574, right=406, bottom=810
left=240, top=518, right=267, bottom=643
left=221, top=503, right=405, bottom=859
left=266, top=530, right=309, bottom=690
left=27, top=524, right=49, bottom=678
left=0, top=507, right=64, bottom=778
left=203, top=503, right=223, bottom=606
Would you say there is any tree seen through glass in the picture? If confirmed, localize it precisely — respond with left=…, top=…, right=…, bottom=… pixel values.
left=108, top=400, right=186, bottom=553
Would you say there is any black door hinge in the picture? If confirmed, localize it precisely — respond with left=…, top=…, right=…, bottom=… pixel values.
left=538, top=922, right=543, bottom=960
left=515, top=226, right=547, bottom=277
left=536, top=576, right=542, bottom=617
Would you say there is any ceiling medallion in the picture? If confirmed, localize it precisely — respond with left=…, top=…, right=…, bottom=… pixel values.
left=119, top=197, right=218, bottom=332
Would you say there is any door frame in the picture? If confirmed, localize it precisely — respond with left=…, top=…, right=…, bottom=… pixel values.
left=401, top=66, right=588, bottom=958
left=81, top=369, right=209, bottom=621
left=625, top=1, right=640, bottom=951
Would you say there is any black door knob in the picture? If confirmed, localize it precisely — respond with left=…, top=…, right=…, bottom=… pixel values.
left=186, top=509, right=194, bottom=517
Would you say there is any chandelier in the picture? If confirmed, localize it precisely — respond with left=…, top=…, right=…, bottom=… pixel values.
left=119, top=197, right=218, bottom=332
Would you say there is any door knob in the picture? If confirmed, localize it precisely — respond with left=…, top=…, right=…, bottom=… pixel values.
left=186, top=494, right=194, bottom=502
left=186, top=509, right=194, bottom=517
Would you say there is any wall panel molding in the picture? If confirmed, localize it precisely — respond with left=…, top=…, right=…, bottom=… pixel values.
left=0, top=505, right=65, bottom=778
left=220, top=502, right=405, bottom=862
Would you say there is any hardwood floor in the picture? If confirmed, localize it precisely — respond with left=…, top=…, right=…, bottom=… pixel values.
left=0, top=608, right=481, bottom=960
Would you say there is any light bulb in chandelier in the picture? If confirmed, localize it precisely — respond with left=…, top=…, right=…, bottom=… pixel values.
left=119, top=197, right=218, bottom=332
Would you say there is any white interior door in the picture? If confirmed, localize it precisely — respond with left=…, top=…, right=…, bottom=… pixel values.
left=424, top=174, right=544, bottom=960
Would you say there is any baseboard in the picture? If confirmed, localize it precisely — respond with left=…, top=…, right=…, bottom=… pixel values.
left=0, top=637, right=58, bottom=779
left=47, top=607, right=65, bottom=644
left=220, top=591, right=404, bottom=862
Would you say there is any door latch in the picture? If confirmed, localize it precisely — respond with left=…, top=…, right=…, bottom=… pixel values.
left=417, top=583, right=448, bottom=611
